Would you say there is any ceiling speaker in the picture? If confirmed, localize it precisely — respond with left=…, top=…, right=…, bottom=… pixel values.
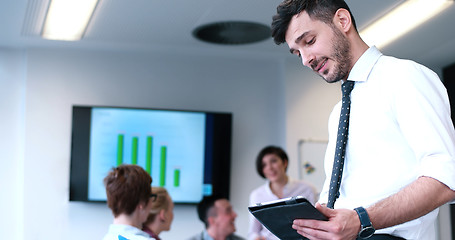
left=193, top=21, right=271, bottom=45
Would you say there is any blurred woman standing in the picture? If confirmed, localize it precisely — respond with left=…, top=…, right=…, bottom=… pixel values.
left=248, top=146, right=317, bottom=240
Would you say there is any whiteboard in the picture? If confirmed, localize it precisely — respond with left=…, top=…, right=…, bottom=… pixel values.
left=297, top=140, right=328, bottom=193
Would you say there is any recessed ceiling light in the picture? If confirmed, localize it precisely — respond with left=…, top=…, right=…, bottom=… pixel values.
left=42, top=0, right=99, bottom=41
left=360, top=0, right=453, bottom=49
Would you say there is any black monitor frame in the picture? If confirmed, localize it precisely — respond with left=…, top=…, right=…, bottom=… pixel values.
left=69, top=105, right=232, bottom=204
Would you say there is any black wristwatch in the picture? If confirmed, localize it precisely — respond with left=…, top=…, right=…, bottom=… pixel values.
left=354, top=207, right=375, bottom=239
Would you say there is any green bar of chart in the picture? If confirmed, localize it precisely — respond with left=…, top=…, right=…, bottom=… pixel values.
left=117, top=134, right=124, bottom=166
left=115, top=135, right=176, bottom=188
left=160, top=146, right=167, bottom=187
left=145, top=136, right=153, bottom=174
left=174, top=169, right=180, bottom=187
left=131, top=137, right=138, bottom=165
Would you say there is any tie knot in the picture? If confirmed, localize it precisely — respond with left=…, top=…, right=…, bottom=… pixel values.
left=342, top=81, right=355, bottom=97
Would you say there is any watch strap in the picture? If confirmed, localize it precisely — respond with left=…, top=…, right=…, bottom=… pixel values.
left=354, top=207, right=375, bottom=239
left=355, top=207, right=372, bottom=227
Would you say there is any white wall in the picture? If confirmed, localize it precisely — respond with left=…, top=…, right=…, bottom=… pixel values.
left=0, top=48, right=27, bottom=240
left=1, top=47, right=286, bottom=240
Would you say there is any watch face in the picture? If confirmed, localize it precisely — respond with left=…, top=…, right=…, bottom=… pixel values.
left=359, top=226, right=375, bottom=239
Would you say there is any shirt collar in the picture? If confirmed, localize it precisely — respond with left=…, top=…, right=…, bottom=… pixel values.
left=347, top=46, right=382, bottom=83
left=204, top=229, right=238, bottom=240
left=142, top=226, right=161, bottom=240
left=265, top=178, right=292, bottom=194
left=203, top=230, right=214, bottom=240
left=108, top=224, right=150, bottom=237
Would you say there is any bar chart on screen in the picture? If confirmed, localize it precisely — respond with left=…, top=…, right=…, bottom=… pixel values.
left=115, top=134, right=181, bottom=188
left=87, top=108, right=206, bottom=202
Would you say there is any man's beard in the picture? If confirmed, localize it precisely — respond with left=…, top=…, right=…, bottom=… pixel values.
left=320, top=26, right=352, bottom=83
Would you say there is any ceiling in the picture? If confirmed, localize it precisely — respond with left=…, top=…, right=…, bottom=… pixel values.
left=1, top=0, right=455, bottom=70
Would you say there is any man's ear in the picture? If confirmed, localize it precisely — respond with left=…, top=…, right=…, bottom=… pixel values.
left=333, top=8, right=352, bottom=33
left=207, top=215, right=216, bottom=226
left=136, top=203, right=144, bottom=211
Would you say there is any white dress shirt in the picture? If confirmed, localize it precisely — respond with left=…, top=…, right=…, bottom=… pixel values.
left=319, top=46, right=455, bottom=240
left=248, top=178, right=317, bottom=240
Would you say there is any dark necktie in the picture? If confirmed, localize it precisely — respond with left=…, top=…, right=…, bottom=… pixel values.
left=327, top=80, right=355, bottom=209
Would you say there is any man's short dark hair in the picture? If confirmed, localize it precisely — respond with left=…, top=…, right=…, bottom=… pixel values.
left=255, top=146, right=289, bottom=178
left=197, top=196, right=224, bottom=228
left=104, top=164, right=152, bottom=217
left=271, top=0, right=357, bottom=45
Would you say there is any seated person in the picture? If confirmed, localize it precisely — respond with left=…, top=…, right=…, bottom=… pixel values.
left=187, top=196, right=245, bottom=240
left=102, top=164, right=156, bottom=240
left=142, top=187, right=175, bottom=240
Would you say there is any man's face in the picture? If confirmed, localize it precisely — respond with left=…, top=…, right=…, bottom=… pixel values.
left=212, top=199, right=237, bottom=236
left=285, top=11, right=352, bottom=83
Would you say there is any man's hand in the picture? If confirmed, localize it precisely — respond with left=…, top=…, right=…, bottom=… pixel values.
left=292, top=203, right=360, bottom=240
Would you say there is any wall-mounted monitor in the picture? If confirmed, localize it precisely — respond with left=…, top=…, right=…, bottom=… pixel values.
left=69, top=105, right=232, bottom=204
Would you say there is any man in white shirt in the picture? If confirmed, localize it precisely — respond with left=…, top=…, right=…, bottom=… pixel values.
left=271, top=0, right=455, bottom=239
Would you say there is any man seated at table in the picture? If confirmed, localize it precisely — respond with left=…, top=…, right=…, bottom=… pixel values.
left=187, top=196, right=245, bottom=240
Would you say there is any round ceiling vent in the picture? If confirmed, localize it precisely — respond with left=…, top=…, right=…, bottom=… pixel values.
left=193, top=21, right=271, bottom=45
